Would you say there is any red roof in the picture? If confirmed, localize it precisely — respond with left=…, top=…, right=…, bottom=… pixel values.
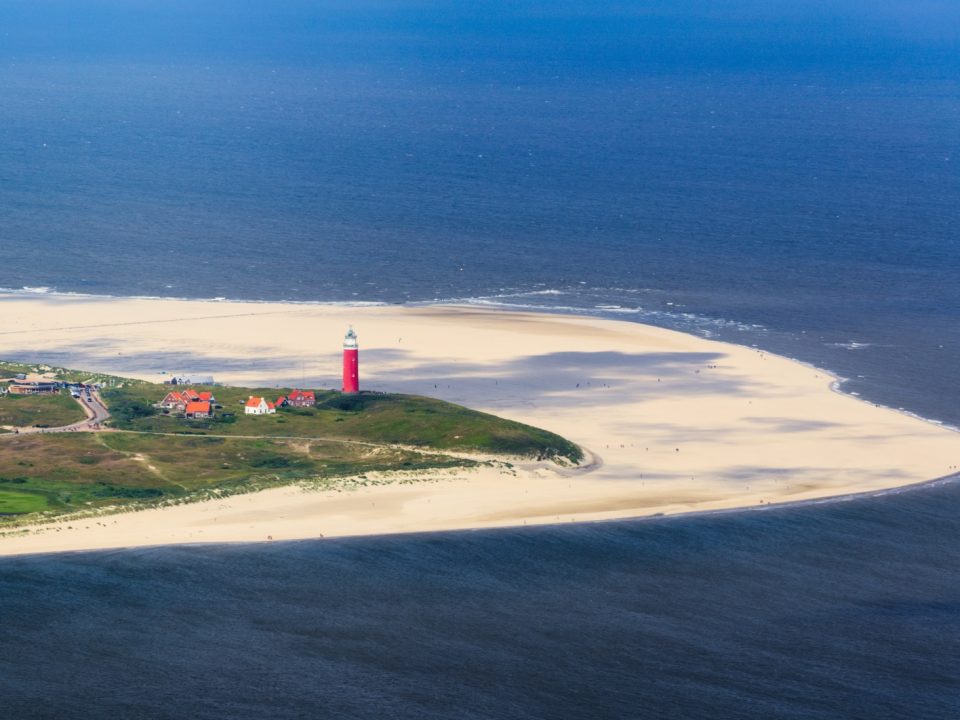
left=276, top=396, right=286, bottom=406
left=198, top=391, right=213, bottom=401
left=245, top=396, right=264, bottom=408
left=289, top=389, right=315, bottom=401
left=163, top=391, right=188, bottom=404
left=185, top=401, right=211, bottom=415
left=267, top=401, right=276, bottom=410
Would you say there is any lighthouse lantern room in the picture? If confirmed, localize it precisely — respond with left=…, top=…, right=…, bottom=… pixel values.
left=342, top=326, right=360, bottom=394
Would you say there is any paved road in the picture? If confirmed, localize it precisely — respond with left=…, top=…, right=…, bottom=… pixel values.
left=2, top=389, right=111, bottom=436
left=75, top=390, right=111, bottom=429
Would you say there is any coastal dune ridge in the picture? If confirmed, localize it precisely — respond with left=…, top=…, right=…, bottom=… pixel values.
left=1, top=292, right=958, bottom=556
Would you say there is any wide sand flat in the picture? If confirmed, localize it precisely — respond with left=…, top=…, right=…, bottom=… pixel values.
left=1, top=293, right=958, bottom=555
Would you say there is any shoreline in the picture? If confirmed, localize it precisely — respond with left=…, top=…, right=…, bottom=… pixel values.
left=4, top=468, right=958, bottom=561
left=1, top=293, right=959, bottom=557
left=1, top=285, right=954, bottom=433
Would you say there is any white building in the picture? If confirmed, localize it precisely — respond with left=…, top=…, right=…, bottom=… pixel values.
left=244, top=396, right=276, bottom=415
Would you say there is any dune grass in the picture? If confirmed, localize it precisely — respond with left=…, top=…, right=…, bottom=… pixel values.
left=104, top=383, right=581, bottom=463
left=0, top=391, right=87, bottom=428
left=0, top=432, right=472, bottom=524
left=0, top=363, right=581, bottom=525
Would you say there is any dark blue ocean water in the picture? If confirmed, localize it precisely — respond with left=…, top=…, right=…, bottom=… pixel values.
left=1, top=2, right=959, bottom=717
left=1, top=0, right=958, bottom=424
left=2, top=479, right=959, bottom=719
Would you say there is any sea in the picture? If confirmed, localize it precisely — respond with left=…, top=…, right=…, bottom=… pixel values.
left=0, top=1, right=958, bottom=717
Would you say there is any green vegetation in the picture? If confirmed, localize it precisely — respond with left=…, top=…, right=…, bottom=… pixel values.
left=103, top=383, right=581, bottom=462
left=0, top=360, right=581, bottom=526
left=0, top=488, right=49, bottom=515
left=0, top=432, right=470, bottom=523
left=0, top=391, right=87, bottom=428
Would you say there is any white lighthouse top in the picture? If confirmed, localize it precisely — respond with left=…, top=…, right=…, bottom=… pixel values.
left=343, top=326, right=358, bottom=350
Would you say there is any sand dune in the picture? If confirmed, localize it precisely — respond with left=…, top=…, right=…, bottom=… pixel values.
left=1, top=293, right=958, bottom=556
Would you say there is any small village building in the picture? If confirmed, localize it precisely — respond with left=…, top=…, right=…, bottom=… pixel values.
left=185, top=401, right=212, bottom=419
left=8, top=381, right=60, bottom=395
left=275, top=396, right=287, bottom=409
left=244, top=397, right=276, bottom=415
left=159, top=391, right=190, bottom=413
left=158, top=388, right=216, bottom=414
left=286, top=389, right=316, bottom=408
left=164, top=375, right=214, bottom=386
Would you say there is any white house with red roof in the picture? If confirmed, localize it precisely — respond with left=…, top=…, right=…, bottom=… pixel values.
left=244, top=396, right=276, bottom=415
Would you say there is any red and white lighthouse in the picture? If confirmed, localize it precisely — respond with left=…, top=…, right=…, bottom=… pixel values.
left=342, top=326, right=359, bottom=394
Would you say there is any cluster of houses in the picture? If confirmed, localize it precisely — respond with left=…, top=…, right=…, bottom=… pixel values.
left=158, top=388, right=217, bottom=419
left=157, top=388, right=317, bottom=420
left=244, top=389, right=316, bottom=415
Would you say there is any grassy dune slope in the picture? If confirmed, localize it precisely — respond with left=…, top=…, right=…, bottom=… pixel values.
left=0, top=432, right=468, bottom=520
left=0, top=362, right=581, bottom=525
left=104, top=384, right=581, bottom=462
left=0, top=392, right=87, bottom=429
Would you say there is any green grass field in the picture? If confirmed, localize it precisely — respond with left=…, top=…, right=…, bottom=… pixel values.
left=0, top=361, right=581, bottom=526
left=103, top=383, right=581, bottom=462
left=0, top=432, right=473, bottom=523
left=0, top=489, right=49, bottom=515
left=0, top=391, right=87, bottom=428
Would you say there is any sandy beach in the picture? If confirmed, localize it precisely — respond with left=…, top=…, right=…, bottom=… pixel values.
left=0, top=292, right=958, bottom=556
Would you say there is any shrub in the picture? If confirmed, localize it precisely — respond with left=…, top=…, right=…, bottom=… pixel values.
left=91, top=483, right=165, bottom=499
left=249, top=455, right=292, bottom=469
left=109, top=398, right=158, bottom=424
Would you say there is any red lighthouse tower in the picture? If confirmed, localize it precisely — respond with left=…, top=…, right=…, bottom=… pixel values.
left=342, top=326, right=359, bottom=394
